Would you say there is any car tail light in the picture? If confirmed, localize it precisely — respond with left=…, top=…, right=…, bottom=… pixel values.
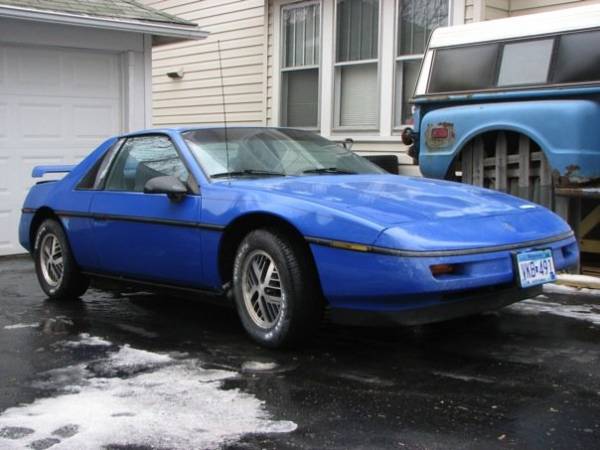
left=430, top=264, right=455, bottom=276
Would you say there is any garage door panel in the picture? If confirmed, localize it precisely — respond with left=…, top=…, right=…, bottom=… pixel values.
left=0, top=47, right=5, bottom=87
left=0, top=43, right=122, bottom=255
left=0, top=103, right=7, bottom=140
left=0, top=210, right=15, bottom=253
left=68, top=53, right=121, bottom=97
left=10, top=46, right=61, bottom=92
left=72, top=104, right=120, bottom=140
left=0, top=156, right=17, bottom=254
left=18, top=103, right=64, bottom=140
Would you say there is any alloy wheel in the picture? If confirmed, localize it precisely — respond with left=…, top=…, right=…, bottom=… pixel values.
left=241, top=250, right=284, bottom=328
left=40, top=233, right=64, bottom=287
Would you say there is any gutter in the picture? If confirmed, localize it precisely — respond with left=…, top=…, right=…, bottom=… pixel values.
left=0, top=5, right=208, bottom=44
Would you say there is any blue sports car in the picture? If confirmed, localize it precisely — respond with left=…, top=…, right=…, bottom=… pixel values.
left=20, top=127, right=578, bottom=347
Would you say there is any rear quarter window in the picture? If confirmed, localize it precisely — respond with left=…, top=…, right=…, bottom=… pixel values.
left=497, top=39, right=554, bottom=86
left=428, top=43, right=500, bottom=93
left=552, top=29, right=600, bottom=84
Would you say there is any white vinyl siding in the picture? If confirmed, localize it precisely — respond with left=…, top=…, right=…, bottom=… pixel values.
left=463, top=0, right=599, bottom=22
left=141, top=0, right=267, bottom=126
left=510, top=0, right=600, bottom=16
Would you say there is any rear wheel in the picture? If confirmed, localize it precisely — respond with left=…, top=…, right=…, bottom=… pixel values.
left=34, top=219, right=89, bottom=299
left=232, top=229, right=322, bottom=348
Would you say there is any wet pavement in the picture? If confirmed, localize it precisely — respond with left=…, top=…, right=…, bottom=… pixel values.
left=1, top=256, right=600, bottom=449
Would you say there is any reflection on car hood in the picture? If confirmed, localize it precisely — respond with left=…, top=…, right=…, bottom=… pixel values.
left=229, top=174, right=543, bottom=227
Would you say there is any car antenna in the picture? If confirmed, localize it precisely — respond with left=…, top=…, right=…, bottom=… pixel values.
left=217, top=40, right=231, bottom=184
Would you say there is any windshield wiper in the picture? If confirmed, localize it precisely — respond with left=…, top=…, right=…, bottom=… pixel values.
left=211, top=169, right=287, bottom=179
left=302, top=167, right=356, bottom=175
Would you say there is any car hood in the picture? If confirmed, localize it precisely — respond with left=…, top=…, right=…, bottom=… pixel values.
left=228, top=174, right=543, bottom=226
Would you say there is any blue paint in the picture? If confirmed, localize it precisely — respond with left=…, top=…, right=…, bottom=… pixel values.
left=32, top=165, right=76, bottom=178
left=413, top=91, right=600, bottom=182
left=19, top=128, right=579, bottom=318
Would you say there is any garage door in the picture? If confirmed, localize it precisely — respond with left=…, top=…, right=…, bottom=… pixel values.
left=0, top=44, right=122, bottom=255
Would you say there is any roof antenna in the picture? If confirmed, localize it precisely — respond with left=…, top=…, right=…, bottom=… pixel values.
left=216, top=40, right=231, bottom=183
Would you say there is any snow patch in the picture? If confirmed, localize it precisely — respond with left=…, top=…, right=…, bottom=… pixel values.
left=3, top=323, right=38, bottom=330
left=431, top=371, right=495, bottom=384
left=556, top=274, right=600, bottom=290
left=507, top=299, right=600, bottom=325
left=0, top=338, right=297, bottom=449
left=544, top=282, right=600, bottom=297
left=241, top=361, right=279, bottom=373
left=62, top=333, right=112, bottom=348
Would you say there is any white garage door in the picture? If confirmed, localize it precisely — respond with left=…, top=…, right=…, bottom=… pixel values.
left=0, top=44, right=122, bottom=255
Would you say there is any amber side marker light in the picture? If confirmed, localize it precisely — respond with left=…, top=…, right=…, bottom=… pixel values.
left=330, top=241, right=370, bottom=252
left=430, top=264, right=455, bottom=276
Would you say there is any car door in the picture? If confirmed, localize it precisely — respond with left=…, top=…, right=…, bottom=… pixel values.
left=89, top=134, right=204, bottom=287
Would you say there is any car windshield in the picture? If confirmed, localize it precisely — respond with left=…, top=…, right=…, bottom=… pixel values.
left=182, top=128, right=386, bottom=179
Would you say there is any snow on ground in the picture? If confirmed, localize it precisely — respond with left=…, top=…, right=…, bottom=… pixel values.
left=61, top=333, right=112, bottom=347
left=544, top=282, right=600, bottom=297
left=241, top=361, right=279, bottom=373
left=507, top=299, right=600, bottom=326
left=3, top=323, right=38, bottom=330
left=556, top=274, right=600, bottom=290
left=0, top=336, right=296, bottom=450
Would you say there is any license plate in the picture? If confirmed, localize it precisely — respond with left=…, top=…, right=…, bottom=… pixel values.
left=516, top=249, right=556, bottom=288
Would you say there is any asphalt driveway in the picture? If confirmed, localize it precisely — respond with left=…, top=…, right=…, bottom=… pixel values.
left=1, top=256, right=599, bottom=449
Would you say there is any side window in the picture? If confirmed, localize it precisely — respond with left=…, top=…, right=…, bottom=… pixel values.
left=497, top=39, right=554, bottom=87
left=428, top=43, right=499, bottom=93
left=76, top=139, right=123, bottom=190
left=552, top=30, right=600, bottom=84
left=104, top=136, right=190, bottom=192
left=93, top=138, right=123, bottom=189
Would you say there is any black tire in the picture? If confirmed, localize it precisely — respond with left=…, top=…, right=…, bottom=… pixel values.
left=232, top=228, right=323, bottom=348
left=33, top=219, right=89, bottom=299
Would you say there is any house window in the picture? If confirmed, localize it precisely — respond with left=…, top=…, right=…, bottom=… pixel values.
left=395, top=0, right=448, bottom=126
left=334, top=0, right=380, bottom=129
left=281, top=2, right=320, bottom=128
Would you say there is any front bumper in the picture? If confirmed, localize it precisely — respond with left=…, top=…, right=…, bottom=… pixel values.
left=309, top=234, right=578, bottom=313
left=330, top=284, right=541, bottom=326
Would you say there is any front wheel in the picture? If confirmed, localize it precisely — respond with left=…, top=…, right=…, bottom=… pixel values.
left=232, top=229, right=322, bottom=348
left=33, top=219, right=89, bottom=299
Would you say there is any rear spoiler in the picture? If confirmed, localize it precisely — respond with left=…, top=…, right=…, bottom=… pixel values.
left=32, top=165, right=76, bottom=178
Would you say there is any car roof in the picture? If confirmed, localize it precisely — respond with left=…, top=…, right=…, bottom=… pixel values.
left=117, top=125, right=298, bottom=139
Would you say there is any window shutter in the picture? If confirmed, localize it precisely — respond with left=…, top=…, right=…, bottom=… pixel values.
left=284, top=69, right=319, bottom=127
left=339, top=64, right=378, bottom=127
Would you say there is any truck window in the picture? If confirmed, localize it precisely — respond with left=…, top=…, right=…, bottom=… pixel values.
left=497, top=39, right=554, bottom=86
left=552, top=29, right=600, bottom=84
left=428, top=43, right=499, bottom=93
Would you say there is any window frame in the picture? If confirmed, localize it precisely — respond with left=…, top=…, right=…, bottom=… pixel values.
left=279, top=0, right=322, bottom=130
left=393, top=0, right=450, bottom=130
left=332, top=0, right=383, bottom=131
left=75, top=138, right=125, bottom=191
left=101, top=133, right=199, bottom=195
left=420, top=27, right=600, bottom=97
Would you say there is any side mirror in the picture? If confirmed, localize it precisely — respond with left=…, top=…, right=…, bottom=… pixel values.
left=144, top=176, right=187, bottom=202
left=342, top=138, right=354, bottom=151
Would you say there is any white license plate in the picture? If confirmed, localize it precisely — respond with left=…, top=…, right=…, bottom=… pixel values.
left=516, top=249, right=556, bottom=288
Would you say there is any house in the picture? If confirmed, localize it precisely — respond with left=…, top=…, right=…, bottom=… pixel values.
left=142, top=0, right=593, bottom=171
left=0, top=0, right=205, bottom=255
